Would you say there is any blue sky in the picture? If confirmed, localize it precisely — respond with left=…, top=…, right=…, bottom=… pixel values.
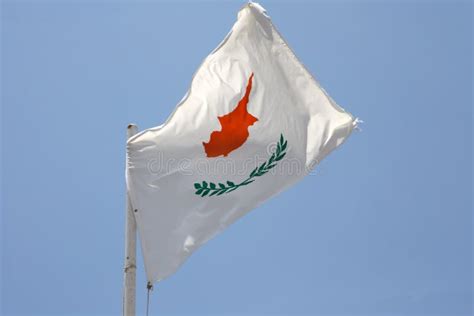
left=1, top=1, right=472, bottom=315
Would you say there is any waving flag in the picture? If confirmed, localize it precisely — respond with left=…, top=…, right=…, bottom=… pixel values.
left=126, top=2, right=356, bottom=283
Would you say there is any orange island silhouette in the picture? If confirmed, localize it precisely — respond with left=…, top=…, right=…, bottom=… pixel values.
left=203, top=73, right=258, bottom=157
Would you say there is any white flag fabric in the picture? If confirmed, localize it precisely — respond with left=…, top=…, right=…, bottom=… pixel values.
left=127, top=2, right=356, bottom=283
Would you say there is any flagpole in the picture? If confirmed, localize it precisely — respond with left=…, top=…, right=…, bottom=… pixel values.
left=124, top=124, right=138, bottom=316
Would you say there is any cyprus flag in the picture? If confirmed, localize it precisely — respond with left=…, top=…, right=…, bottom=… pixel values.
left=126, top=2, right=356, bottom=283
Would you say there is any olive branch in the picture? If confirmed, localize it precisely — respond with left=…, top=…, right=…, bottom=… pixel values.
left=194, top=134, right=288, bottom=197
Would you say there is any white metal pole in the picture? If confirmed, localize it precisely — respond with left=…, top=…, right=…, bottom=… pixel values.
left=124, top=124, right=138, bottom=316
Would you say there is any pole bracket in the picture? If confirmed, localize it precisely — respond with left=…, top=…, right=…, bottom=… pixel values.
left=124, top=264, right=137, bottom=273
